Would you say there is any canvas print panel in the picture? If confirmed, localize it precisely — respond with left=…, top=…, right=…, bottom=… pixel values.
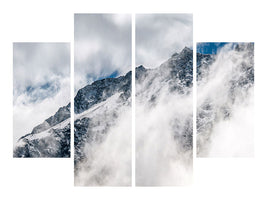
left=13, top=42, right=70, bottom=158
left=135, top=14, right=193, bottom=186
left=74, top=14, right=132, bottom=186
left=197, top=42, right=254, bottom=157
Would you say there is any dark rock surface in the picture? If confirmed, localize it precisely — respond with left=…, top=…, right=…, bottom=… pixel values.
left=74, top=72, right=131, bottom=114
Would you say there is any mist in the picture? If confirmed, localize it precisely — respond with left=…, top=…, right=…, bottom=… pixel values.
left=136, top=94, right=193, bottom=185
left=74, top=93, right=132, bottom=186
left=135, top=54, right=193, bottom=186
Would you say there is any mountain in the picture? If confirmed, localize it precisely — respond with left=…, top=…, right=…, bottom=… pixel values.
left=135, top=47, right=193, bottom=186
left=136, top=47, right=193, bottom=94
left=13, top=71, right=132, bottom=159
left=13, top=46, right=194, bottom=185
left=74, top=47, right=194, bottom=186
left=136, top=46, right=193, bottom=151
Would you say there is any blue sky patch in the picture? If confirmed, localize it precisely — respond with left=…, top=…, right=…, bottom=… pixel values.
left=86, top=70, right=120, bottom=83
left=197, top=42, right=232, bottom=54
left=24, top=81, right=60, bottom=104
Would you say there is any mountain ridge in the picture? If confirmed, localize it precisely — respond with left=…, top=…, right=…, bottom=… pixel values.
left=14, top=46, right=193, bottom=159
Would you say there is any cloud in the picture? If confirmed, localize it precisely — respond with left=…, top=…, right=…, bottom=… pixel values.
left=136, top=14, right=193, bottom=68
left=74, top=14, right=132, bottom=92
left=136, top=93, right=193, bottom=185
left=13, top=43, right=70, bottom=97
left=75, top=107, right=132, bottom=186
left=13, top=43, right=70, bottom=146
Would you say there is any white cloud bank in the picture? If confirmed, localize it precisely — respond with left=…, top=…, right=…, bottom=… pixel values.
left=136, top=92, right=193, bottom=186
left=75, top=106, right=132, bottom=186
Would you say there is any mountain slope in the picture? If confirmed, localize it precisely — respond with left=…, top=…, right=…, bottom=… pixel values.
left=74, top=72, right=132, bottom=183
left=13, top=103, right=71, bottom=158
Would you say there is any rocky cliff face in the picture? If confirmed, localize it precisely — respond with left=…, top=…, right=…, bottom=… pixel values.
left=74, top=71, right=131, bottom=114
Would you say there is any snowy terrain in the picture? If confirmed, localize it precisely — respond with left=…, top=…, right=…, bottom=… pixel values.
left=13, top=103, right=71, bottom=158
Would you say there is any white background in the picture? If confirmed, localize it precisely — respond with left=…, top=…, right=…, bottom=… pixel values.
left=0, top=0, right=266, bottom=199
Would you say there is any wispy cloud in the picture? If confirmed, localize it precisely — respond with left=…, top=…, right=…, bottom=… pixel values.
left=136, top=14, right=193, bottom=68
left=74, top=14, right=132, bottom=92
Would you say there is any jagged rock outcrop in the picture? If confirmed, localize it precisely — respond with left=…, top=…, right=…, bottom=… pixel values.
left=74, top=72, right=131, bottom=114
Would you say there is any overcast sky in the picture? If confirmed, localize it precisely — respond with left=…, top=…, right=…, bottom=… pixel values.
left=74, top=14, right=132, bottom=92
left=136, top=14, right=193, bottom=68
left=13, top=43, right=70, bottom=145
